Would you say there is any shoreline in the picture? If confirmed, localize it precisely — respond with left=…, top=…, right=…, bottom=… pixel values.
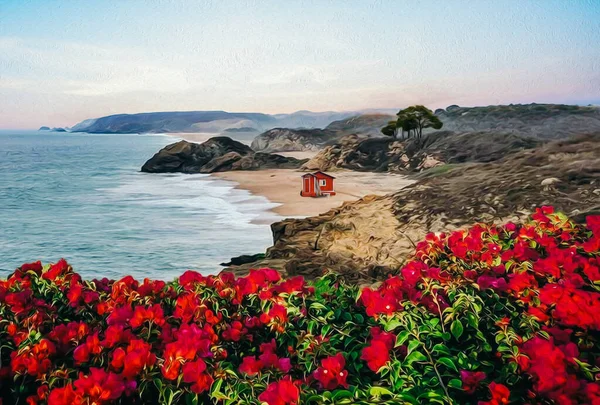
left=213, top=169, right=414, bottom=218
left=161, top=132, right=414, bottom=218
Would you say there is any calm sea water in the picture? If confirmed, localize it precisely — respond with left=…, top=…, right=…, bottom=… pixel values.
left=0, top=131, right=278, bottom=280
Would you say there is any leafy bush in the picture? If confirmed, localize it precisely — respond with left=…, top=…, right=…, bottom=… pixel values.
left=1, top=208, right=599, bottom=404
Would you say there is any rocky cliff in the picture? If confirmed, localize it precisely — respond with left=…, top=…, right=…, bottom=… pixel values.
left=227, top=134, right=600, bottom=282
left=141, top=137, right=307, bottom=174
left=250, top=128, right=338, bottom=152
left=303, top=131, right=541, bottom=173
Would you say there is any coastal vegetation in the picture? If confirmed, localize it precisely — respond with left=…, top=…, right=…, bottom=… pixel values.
left=381, top=106, right=443, bottom=140
left=1, top=209, right=599, bottom=404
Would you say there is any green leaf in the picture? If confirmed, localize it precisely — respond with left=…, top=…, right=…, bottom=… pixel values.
left=332, top=390, right=354, bottom=401
left=404, top=351, right=427, bottom=364
left=407, top=339, right=420, bottom=355
left=369, top=386, right=394, bottom=397
left=395, top=330, right=410, bottom=347
left=384, top=318, right=402, bottom=331
left=437, top=357, right=458, bottom=372
left=432, top=343, right=451, bottom=355
left=451, top=320, right=464, bottom=340
left=448, top=379, right=463, bottom=389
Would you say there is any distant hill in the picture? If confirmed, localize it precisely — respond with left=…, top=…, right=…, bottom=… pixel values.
left=324, top=114, right=394, bottom=137
left=70, top=111, right=277, bottom=134
left=251, top=114, right=394, bottom=152
left=68, top=109, right=398, bottom=135
left=432, top=103, right=600, bottom=139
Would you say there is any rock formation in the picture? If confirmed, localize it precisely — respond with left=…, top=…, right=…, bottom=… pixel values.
left=141, top=137, right=307, bottom=173
left=303, top=131, right=541, bottom=173
left=250, top=128, right=337, bottom=152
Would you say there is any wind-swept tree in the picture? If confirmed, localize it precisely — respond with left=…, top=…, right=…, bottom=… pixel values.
left=397, top=105, right=443, bottom=140
left=380, top=120, right=399, bottom=138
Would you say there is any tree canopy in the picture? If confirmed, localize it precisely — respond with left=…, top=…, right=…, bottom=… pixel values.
left=380, top=105, right=443, bottom=140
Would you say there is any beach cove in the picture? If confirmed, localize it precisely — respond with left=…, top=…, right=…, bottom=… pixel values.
left=167, top=134, right=415, bottom=219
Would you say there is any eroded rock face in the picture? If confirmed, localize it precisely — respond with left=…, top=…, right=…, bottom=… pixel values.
left=251, top=128, right=337, bottom=152
left=141, top=137, right=307, bottom=173
left=251, top=114, right=395, bottom=153
left=303, top=131, right=541, bottom=173
left=227, top=134, right=600, bottom=283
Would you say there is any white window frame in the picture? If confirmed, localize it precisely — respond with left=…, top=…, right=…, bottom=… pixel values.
left=319, top=179, right=327, bottom=186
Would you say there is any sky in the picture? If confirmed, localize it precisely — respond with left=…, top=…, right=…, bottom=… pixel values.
left=1, top=0, right=599, bottom=129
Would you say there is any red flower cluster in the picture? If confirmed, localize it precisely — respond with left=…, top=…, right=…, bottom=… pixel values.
left=360, top=208, right=600, bottom=404
left=461, top=370, right=486, bottom=394
left=1, top=208, right=599, bottom=404
left=478, top=382, right=510, bottom=405
left=360, top=327, right=396, bottom=372
left=313, top=353, right=348, bottom=390
left=258, top=376, right=300, bottom=405
left=238, top=339, right=291, bottom=376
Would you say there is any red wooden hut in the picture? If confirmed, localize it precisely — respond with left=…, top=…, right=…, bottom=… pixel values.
left=300, top=171, right=336, bottom=197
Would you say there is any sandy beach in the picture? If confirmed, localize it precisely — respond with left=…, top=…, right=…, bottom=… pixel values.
left=213, top=169, right=414, bottom=218
left=164, top=133, right=414, bottom=218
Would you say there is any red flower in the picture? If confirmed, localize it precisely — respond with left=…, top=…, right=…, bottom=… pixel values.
left=460, top=370, right=486, bottom=394
left=239, top=339, right=291, bottom=375
left=258, top=376, right=299, bottom=405
left=42, top=259, right=69, bottom=281
left=478, top=382, right=510, bottom=405
left=73, top=368, right=124, bottom=403
left=122, top=339, right=156, bottom=379
left=361, top=339, right=390, bottom=372
left=361, top=327, right=396, bottom=372
left=313, top=353, right=348, bottom=390
left=182, top=359, right=213, bottom=394
left=521, top=337, right=569, bottom=394
left=47, top=384, right=79, bottom=405
left=239, top=356, right=263, bottom=376
left=110, top=348, right=126, bottom=370
left=73, top=344, right=90, bottom=365
left=131, top=304, right=165, bottom=328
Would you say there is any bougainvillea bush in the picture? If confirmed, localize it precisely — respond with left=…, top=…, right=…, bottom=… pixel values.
left=1, top=207, right=600, bottom=405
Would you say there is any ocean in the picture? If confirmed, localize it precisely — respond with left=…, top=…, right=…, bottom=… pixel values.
left=0, top=130, right=279, bottom=280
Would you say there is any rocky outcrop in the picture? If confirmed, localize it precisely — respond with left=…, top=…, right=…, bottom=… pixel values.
left=227, top=134, right=600, bottom=283
left=303, top=131, right=541, bottom=173
left=51, top=127, right=67, bottom=132
left=324, top=114, right=395, bottom=138
left=251, top=114, right=395, bottom=153
left=250, top=128, right=337, bottom=152
left=38, top=126, right=50, bottom=131
left=141, top=137, right=307, bottom=173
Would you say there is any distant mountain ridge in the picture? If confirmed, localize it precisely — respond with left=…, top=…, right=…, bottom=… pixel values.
left=70, top=109, right=398, bottom=134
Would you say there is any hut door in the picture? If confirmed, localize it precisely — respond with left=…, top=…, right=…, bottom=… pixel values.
left=304, top=178, right=310, bottom=193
